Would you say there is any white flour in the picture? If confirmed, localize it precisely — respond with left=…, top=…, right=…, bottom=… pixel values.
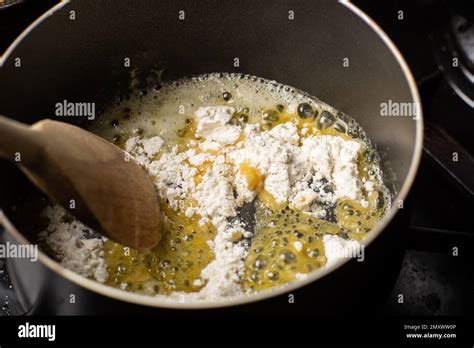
left=38, top=206, right=107, bottom=283
left=194, top=106, right=241, bottom=145
left=40, top=105, right=374, bottom=301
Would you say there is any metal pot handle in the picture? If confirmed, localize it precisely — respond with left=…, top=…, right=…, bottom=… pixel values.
left=424, top=123, right=474, bottom=198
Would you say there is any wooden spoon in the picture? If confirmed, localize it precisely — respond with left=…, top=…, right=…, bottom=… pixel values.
left=0, top=116, right=161, bottom=250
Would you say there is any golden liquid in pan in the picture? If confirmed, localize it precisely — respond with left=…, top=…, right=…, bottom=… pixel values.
left=87, top=73, right=389, bottom=295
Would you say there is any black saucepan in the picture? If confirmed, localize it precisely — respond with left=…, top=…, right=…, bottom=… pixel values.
left=0, top=0, right=422, bottom=315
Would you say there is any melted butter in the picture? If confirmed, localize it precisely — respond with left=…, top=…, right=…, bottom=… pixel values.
left=243, top=202, right=334, bottom=291
left=104, top=205, right=215, bottom=295
left=239, top=163, right=263, bottom=191
left=88, top=73, right=389, bottom=297
left=244, top=190, right=385, bottom=291
left=239, top=111, right=385, bottom=291
left=258, top=190, right=285, bottom=211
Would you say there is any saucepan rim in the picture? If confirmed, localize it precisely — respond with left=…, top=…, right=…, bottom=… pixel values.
left=0, top=0, right=424, bottom=309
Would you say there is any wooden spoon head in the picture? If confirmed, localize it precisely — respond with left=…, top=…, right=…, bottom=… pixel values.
left=23, top=119, right=161, bottom=250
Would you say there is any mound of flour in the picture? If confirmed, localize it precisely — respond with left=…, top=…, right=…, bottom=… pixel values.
left=38, top=206, right=107, bottom=283
left=41, top=105, right=374, bottom=301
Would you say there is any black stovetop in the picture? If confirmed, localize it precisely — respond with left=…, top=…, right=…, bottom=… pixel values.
left=356, top=0, right=474, bottom=317
left=0, top=0, right=473, bottom=317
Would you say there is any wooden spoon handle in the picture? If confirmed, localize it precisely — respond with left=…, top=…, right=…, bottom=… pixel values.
left=0, top=115, right=41, bottom=164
